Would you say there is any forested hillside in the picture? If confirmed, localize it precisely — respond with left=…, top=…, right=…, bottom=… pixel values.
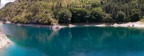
left=0, top=0, right=144, bottom=24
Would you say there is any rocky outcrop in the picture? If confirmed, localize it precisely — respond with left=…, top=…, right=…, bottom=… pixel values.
left=0, top=32, right=10, bottom=48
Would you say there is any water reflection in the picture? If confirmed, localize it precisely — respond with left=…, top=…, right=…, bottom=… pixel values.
left=1, top=24, right=144, bottom=56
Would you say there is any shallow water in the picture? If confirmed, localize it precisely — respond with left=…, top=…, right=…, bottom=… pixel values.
left=1, top=24, right=144, bottom=56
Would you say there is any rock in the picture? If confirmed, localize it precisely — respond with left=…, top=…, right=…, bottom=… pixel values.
left=0, top=32, right=10, bottom=48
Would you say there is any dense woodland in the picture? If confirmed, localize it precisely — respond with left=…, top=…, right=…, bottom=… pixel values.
left=0, top=0, right=144, bottom=25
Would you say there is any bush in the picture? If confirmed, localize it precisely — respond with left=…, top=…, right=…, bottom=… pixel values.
left=57, top=9, right=72, bottom=24
left=116, top=11, right=126, bottom=22
left=131, top=9, right=141, bottom=22
left=35, top=13, right=56, bottom=25
left=141, top=4, right=144, bottom=14
left=90, top=7, right=104, bottom=23
left=71, top=8, right=90, bottom=23
left=91, top=2, right=101, bottom=8
left=12, top=15, right=28, bottom=23
left=11, top=16, right=20, bottom=23
left=131, top=13, right=140, bottom=22
left=102, top=14, right=113, bottom=22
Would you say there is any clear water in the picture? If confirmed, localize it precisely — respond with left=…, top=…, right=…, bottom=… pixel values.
left=1, top=24, right=144, bottom=56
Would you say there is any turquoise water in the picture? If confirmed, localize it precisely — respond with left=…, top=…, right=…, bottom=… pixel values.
left=1, top=24, right=144, bottom=56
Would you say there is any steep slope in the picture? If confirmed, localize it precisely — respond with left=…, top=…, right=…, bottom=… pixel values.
left=0, top=0, right=144, bottom=24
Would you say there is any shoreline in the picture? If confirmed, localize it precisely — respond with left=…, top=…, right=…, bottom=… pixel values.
left=10, top=21, right=144, bottom=31
left=2, top=21, right=144, bottom=31
left=15, top=21, right=144, bottom=28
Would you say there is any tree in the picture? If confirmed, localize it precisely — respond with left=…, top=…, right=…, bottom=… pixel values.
left=131, top=13, right=140, bottom=22
left=131, top=9, right=141, bottom=22
left=71, top=8, right=90, bottom=23
left=35, top=13, right=56, bottom=25
left=12, top=15, right=28, bottom=23
left=116, top=11, right=126, bottom=22
left=102, top=13, right=113, bottom=22
left=57, top=9, right=72, bottom=24
left=90, top=7, right=104, bottom=23
left=91, top=1, right=101, bottom=8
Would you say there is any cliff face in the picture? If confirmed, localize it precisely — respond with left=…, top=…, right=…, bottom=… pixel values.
left=0, top=32, right=10, bottom=48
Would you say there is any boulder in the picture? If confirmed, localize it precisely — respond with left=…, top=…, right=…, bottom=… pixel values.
left=0, top=32, right=10, bottom=48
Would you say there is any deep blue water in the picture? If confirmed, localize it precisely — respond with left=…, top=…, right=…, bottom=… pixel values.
left=1, top=24, right=144, bottom=56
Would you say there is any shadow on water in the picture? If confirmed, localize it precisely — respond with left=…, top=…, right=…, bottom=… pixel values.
left=1, top=24, right=144, bottom=56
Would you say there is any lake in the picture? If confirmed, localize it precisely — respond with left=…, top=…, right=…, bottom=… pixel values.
left=1, top=24, right=144, bottom=56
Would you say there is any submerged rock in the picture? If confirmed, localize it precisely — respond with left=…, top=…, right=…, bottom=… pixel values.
left=0, top=32, right=10, bottom=48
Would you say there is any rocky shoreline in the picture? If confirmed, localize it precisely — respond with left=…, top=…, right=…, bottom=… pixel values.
left=0, top=32, right=10, bottom=48
left=63, top=22, right=144, bottom=28
left=14, top=21, right=144, bottom=31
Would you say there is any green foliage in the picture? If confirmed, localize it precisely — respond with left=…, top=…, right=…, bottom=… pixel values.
left=37, top=13, right=55, bottom=25
left=71, top=8, right=90, bottom=23
left=131, top=13, right=140, bottom=22
left=12, top=15, right=28, bottom=24
left=57, top=9, right=72, bottom=24
left=0, top=0, right=144, bottom=24
left=142, top=4, right=144, bottom=10
left=90, top=7, right=104, bottom=22
left=131, top=9, right=141, bottom=22
left=102, top=14, right=113, bottom=22
left=116, top=11, right=126, bottom=22
left=91, top=2, right=101, bottom=8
